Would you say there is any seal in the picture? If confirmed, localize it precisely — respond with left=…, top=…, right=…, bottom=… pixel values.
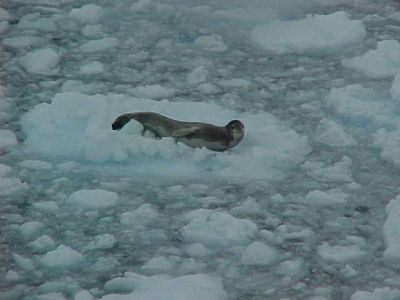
left=111, top=112, right=245, bottom=151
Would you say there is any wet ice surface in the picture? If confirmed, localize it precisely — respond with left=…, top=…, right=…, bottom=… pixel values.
left=2, top=0, right=400, bottom=299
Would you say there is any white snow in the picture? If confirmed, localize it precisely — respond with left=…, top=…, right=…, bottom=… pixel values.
left=0, top=129, right=17, bottom=148
left=19, top=48, right=60, bottom=75
left=383, top=195, right=400, bottom=268
left=40, top=245, right=83, bottom=269
left=343, top=40, right=400, bottom=78
left=68, top=4, right=104, bottom=24
left=66, top=189, right=119, bottom=210
left=317, top=242, right=366, bottom=264
left=182, top=209, right=257, bottom=248
left=20, top=92, right=310, bottom=180
left=193, top=35, right=227, bottom=52
left=80, top=37, right=118, bottom=53
left=101, top=273, right=227, bottom=300
left=251, top=11, right=366, bottom=54
left=240, top=241, right=279, bottom=266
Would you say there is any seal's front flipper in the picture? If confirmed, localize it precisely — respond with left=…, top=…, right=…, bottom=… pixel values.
left=112, top=113, right=133, bottom=130
left=171, top=126, right=201, bottom=138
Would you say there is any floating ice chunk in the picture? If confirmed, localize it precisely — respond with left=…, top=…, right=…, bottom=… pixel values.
left=28, top=235, right=57, bottom=253
left=316, top=119, right=356, bottom=147
left=93, top=257, right=120, bottom=274
left=351, top=288, right=400, bottom=300
left=187, top=66, right=208, bottom=86
left=0, top=8, right=11, bottom=21
left=32, top=201, right=58, bottom=214
left=131, top=0, right=153, bottom=12
left=5, top=270, right=20, bottom=282
left=85, top=234, right=117, bottom=251
left=251, top=11, right=366, bottom=54
left=19, top=160, right=52, bottom=170
left=219, top=79, right=251, bottom=89
left=80, top=37, right=118, bottom=53
left=20, top=221, right=44, bottom=240
left=184, top=243, right=212, bottom=257
left=193, top=35, right=227, bottom=52
left=66, top=189, right=119, bottom=210
left=0, top=177, right=28, bottom=196
left=74, top=290, right=94, bottom=300
left=212, top=7, right=277, bottom=23
left=19, top=48, right=60, bottom=75
left=13, top=253, right=34, bottom=272
left=304, top=156, right=353, bottom=183
left=101, top=273, right=227, bottom=300
left=231, top=197, right=262, bottom=215
left=141, top=256, right=177, bottom=274
left=383, top=195, right=400, bottom=268
left=0, top=129, right=17, bottom=148
left=391, top=74, right=400, bottom=100
left=240, top=241, right=278, bottom=266
left=40, top=245, right=83, bottom=269
left=68, top=4, right=104, bottom=24
left=3, top=36, right=44, bottom=48
left=17, top=13, right=56, bottom=32
left=197, top=83, right=220, bottom=95
left=373, top=129, right=400, bottom=168
left=130, top=84, right=176, bottom=99
left=304, top=189, right=348, bottom=207
left=0, top=164, right=12, bottom=176
left=317, top=242, right=366, bottom=264
left=0, top=21, right=9, bottom=34
left=276, top=259, right=305, bottom=277
left=81, top=24, right=104, bottom=38
left=120, top=203, right=159, bottom=228
left=326, top=84, right=391, bottom=123
left=80, top=61, right=104, bottom=75
left=36, top=292, right=66, bottom=300
left=343, top=40, right=400, bottom=78
left=182, top=209, right=257, bottom=248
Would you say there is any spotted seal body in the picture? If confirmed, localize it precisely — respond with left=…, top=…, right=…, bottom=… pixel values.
left=111, top=112, right=245, bottom=151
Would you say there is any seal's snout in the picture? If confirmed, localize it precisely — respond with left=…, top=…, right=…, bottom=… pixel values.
left=112, top=113, right=132, bottom=130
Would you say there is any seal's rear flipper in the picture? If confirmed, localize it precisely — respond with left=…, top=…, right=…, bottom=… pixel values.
left=112, top=113, right=133, bottom=130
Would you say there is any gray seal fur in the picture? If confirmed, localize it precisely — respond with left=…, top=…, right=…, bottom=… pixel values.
left=112, top=112, right=245, bottom=151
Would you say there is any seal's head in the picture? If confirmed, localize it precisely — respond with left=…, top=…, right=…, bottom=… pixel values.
left=225, top=120, right=245, bottom=146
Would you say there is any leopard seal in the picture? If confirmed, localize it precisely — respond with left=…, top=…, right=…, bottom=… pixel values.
left=111, top=112, right=245, bottom=151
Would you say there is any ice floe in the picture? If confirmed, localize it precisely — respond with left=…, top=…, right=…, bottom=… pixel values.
left=343, top=40, right=400, bottom=78
left=68, top=4, right=104, bottom=24
left=20, top=92, right=310, bottom=180
left=19, top=48, right=60, bottom=75
left=66, top=189, right=119, bottom=210
left=101, top=273, right=227, bottom=300
left=251, top=11, right=366, bottom=54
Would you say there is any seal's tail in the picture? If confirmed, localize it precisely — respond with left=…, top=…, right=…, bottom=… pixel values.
left=112, top=113, right=133, bottom=130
